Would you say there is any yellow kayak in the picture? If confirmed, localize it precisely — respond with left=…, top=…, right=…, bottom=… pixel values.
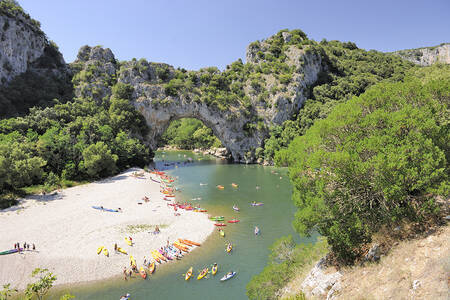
left=151, top=251, right=161, bottom=263
left=125, top=237, right=132, bottom=246
left=103, top=248, right=109, bottom=257
left=185, top=267, right=193, bottom=281
left=212, top=263, right=218, bottom=275
left=130, top=255, right=136, bottom=267
left=226, top=243, right=232, bottom=253
left=219, top=230, right=225, bottom=237
left=117, top=247, right=127, bottom=254
left=97, top=246, right=104, bottom=255
left=197, top=268, right=208, bottom=280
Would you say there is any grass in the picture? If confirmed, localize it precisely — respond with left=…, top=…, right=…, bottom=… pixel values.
left=123, top=224, right=168, bottom=234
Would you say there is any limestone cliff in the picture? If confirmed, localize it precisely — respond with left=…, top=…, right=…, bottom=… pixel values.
left=71, top=33, right=325, bottom=163
left=0, top=1, right=71, bottom=118
left=393, top=43, right=450, bottom=66
left=0, top=3, right=64, bottom=84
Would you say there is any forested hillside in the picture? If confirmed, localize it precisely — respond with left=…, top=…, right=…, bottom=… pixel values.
left=246, top=64, right=449, bottom=299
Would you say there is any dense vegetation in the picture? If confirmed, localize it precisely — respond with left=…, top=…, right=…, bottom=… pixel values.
left=276, top=64, right=449, bottom=263
left=257, top=33, right=414, bottom=162
left=246, top=236, right=327, bottom=299
left=160, top=118, right=222, bottom=150
left=0, top=82, right=151, bottom=208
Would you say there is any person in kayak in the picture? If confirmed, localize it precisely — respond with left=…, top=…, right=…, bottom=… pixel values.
left=255, top=226, right=260, bottom=235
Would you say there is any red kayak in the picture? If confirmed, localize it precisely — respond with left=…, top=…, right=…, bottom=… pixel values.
left=227, top=219, right=240, bottom=223
left=214, top=223, right=227, bottom=226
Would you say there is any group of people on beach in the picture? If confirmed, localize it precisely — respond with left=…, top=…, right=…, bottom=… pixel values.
left=14, top=242, right=35, bottom=251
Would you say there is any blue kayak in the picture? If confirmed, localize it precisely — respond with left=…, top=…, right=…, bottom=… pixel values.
left=0, top=248, right=22, bottom=255
left=92, top=206, right=119, bottom=212
left=220, top=271, right=237, bottom=281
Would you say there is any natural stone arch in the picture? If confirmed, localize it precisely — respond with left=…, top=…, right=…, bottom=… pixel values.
left=134, top=99, right=262, bottom=163
left=74, top=42, right=324, bottom=163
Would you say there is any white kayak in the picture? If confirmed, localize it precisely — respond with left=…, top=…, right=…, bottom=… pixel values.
left=220, top=271, right=237, bottom=281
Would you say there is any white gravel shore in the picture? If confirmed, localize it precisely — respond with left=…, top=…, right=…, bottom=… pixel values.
left=0, top=168, right=214, bottom=289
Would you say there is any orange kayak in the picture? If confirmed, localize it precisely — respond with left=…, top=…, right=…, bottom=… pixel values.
left=173, top=242, right=189, bottom=252
left=178, top=239, right=193, bottom=247
left=181, top=239, right=201, bottom=246
left=139, top=266, right=147, bottom=279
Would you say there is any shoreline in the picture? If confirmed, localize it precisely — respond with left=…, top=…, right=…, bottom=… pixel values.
left=0, top=168, right=215, bottom=290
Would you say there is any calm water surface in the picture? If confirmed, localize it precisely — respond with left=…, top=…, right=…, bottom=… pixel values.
left=51, top=151, right=316, bottom=300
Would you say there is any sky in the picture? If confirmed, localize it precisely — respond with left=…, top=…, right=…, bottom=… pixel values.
left=18, top=0, right=450, bottom=70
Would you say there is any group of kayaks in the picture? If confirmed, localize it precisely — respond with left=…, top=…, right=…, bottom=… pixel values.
left=184, top=263, right=236, bottom=282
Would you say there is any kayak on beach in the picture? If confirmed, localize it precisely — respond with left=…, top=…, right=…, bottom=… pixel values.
left=0, top=248, right=22, bottom=255
left=214, top=223, right=227, bottom=226
left=92, top=206, right=119, bottom=212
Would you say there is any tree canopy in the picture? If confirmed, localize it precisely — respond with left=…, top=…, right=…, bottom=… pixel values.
left=276, top=64, right=449, bottom=262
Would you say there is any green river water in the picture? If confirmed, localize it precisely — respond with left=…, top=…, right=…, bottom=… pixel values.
left=51, top=151, right=316, bottom=300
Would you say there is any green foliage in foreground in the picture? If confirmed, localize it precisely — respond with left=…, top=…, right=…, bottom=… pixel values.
left=0, top=82, right=151, bottom=208
left=0, top=268, right=73, bottom=300
left=276, top=64, right=449, bottom=263
left=161, top=118, right=222, bottom=150
left=246, top=236, right=328, bottom=300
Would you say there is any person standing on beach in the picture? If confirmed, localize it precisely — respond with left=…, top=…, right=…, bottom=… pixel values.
left=123, top=267, right=127, bottom=280
left=32, top=244, right=35, bottom=251
left=27, top=244, right=30, bottom=250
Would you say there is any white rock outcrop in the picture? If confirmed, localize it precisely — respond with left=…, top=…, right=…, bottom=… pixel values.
left=393, top=43, right=450, bottom=66
left=301, top=258, right=342, bottom=299
left=0, top=12, right=47, bottom=83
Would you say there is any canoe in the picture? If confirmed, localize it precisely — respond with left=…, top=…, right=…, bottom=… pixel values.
left=117, top=247, right=127, bottom=254
left=139, top=266, right=147, bottom=279
left=226, top=244, right=232, bottom=253
left=152, top=250, right=166, bottom=262
left=197, top=268, right=208, bottom=280
left=220, top=271, right=237, bottom=282
left=0, top=248, right=21, bottom=255
left=214, top=223, right=227, bottom=226
left=212, top=264, right=218, bottom=275
left=125, top=237, right=132, bottom=246
left=227, top=219, right=240, bottom=223
left=181, top=239, right=201, bottom=247
left=103, top=248, right=109, bottom=257
left=185, top=267, right=193, bottom=281
left=148, top=262, right=156, bottom=274
left=150, top=251, right=161, bottom=264
left=173, top=242, right=189, bottom=252
left=178, top=239, right=193, bottom=247
left=219, top=230, right=225, bottom=237
left=92, top=206, right=118, bottom=212
left=130, top=255, right=136, bottom=267
left=97, top=246, right=104, bottom=255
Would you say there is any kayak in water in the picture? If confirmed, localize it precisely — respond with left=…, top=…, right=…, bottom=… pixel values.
left=226, top=243, right=233, bottom=253
left=220, top=271, right=237, bottom=282
left=250, top=202, right=264, bottom=206
left=232, top=205, right=240, bottom=211
left=212, top=263, right=218, bottom=275
left=254, top=226, right=260, bottom=235
left=119, top=293, right=130, bottom=300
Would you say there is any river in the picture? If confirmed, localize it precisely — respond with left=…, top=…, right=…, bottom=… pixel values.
left=52, top=151, right=316, bottom=299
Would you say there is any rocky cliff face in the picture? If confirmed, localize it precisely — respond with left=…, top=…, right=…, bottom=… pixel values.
left=0, top=8, right=60, bottom=84
left=393, top=43, right=450, bottom=66
left=72, top=32, right=324, bottom=163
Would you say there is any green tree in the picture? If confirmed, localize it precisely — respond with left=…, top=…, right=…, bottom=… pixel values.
left=0, top=284, right=17, bottom=300
left=24, top=268, right=56, bottom=300
left=276, top=65, right=449, bottom=262
left=81, top=142, right=118, bottom=178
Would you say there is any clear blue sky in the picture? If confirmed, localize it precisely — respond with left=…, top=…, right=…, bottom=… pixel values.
left=19, top=0, right=450, bottom=70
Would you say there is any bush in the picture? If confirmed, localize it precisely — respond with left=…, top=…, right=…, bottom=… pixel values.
left=276, top=65, right=449, bottom=262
